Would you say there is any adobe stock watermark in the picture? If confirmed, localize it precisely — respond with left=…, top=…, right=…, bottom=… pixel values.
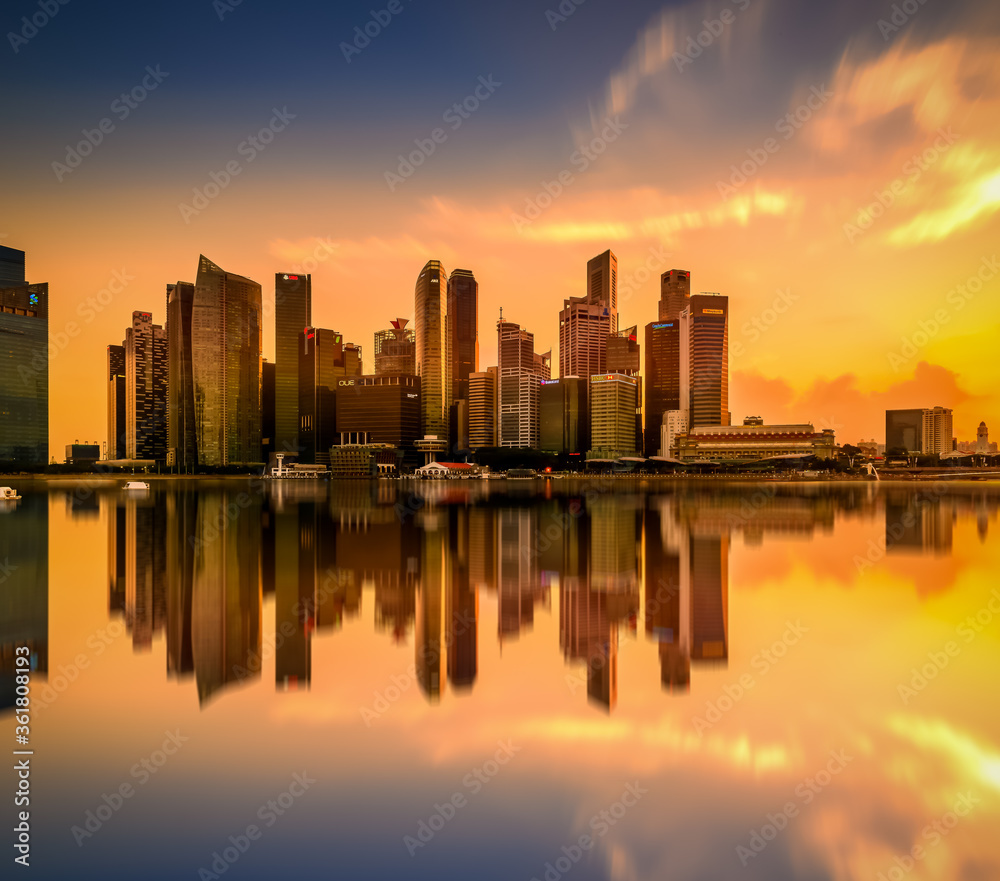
left=875, top=792, right=980, bottom=880
left=692, top=620, right=808, bottom=735
left=403, top=740, right=520, bottom=855
left=843, top=127, right=959, bottom=244
left=178, top=107, right=296, bottom=223
left=897, top=588, right=1000, bottom=705
left=213, top=0, right=245, bottom=21
left=70, top=730, right=189, bottom=846
left=341, top=0, right=414, bottom=63
left=52, top=66, right=169, bottom=182
left=195, top=773, right=316, bottom=879
left=545, top=0, right=588, bottom=31
left=510, top=116, right=628, bottom=232
left=717, top=85, right=832, bottom=201
left=736, top=748, right=853, bottom=866
left=7, top=0, right=70, bottom=54
left=731, top=288, right=799, bottom=352
left=853, top=485, right=949, bottom=572
left=672, top=0, right=751, bottom=72
left=617, top=246, right=670, bottom=307
left=385, top=75, right=502, bottom=192
left=886, top=256, right=998, bottom=371
left=877, top=0, right=932, bottom=42
left=34, top=620, right=127, bottom=710
left=527, top=782, right=648, bottom=881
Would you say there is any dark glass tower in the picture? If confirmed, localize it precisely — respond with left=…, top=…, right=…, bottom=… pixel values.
left=687, top=294, right=729, bottom=428
left=275, top=272, right=312, bottom=455
left=167, top=281, right=197, bottom=470
left=298, top=328, right=363, bottom=464
left=644, top=269, right=692, bottom=455
left=107, top=344, right=126, bottom=460
left=0, top=280, right=48, bottom=466
left=124, top=311, right=168, bottom=460
left=192, top=256, right=263, bottom=466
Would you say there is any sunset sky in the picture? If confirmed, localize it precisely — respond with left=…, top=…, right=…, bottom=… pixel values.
left=3, top=0, right=999, bottom=454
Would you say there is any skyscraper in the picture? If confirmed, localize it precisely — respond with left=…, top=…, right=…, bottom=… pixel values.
left=539, top=377, right=588, bottom=455
left=498, top=318, right=550, bottom=448
left=166, top=282, right=197, bottom=470
left=607, top=326, right=642, bottom=454
left=107, top=344, right=126, bottom=460
left=922, top=406, right=953, bottom=456
left=589, top=373, right=639, bottom=458
left=558, top=249, right=618, bottom=381
left=0, top=245, right=26, bottom=288
left=644, top=270, right=691, bottom=455
left=374, top=318, right=416, bottom=376
left=448, top=269, right=478, bottom=449
left=468, top=370, right=497, bottom=449
left=192, top=256, right=263, bottom=466
left=275, top=272, right=312, bottom=455
left=0, top=274, right=48, bottom=466
left=415, top=260, right=451, bottom=438
left=686, top=294, right=729, bottom=428
left=124, top=311, right=167, bottom=460
left=298, top=327, right=363, bottom=464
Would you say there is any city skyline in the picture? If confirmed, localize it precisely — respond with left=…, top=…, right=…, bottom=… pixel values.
left=3, top=0, right=998, bottom=456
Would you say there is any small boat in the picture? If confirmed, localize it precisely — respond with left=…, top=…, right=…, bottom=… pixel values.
left=0, top=486, right=21, bottom=501
left=123, top=481, right=150, bottom=491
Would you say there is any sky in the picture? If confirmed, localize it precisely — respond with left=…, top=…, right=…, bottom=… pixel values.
left=2, top=0, right=999, bottom=455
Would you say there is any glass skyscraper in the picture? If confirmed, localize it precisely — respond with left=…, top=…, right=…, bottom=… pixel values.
left=166, top=281, right=197, bottom=470
left=415, top=260, right=450, bottom=439
left=107, top=344, right=126, bottom=460
left=192, top=255, right=263, bottom=466
left=274, top=272, right=312, bottom=455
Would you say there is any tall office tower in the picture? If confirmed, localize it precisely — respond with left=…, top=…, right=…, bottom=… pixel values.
left=415, top=260, right=451, bottom=438
left=922, top=406, right=953, bottom=456
left=275, top=272, right=312, bottom=454
left=659, top=269, right=691, bottom=321
left=690, top=533, right=729, bottom=663
left=686, top=294, right=729, bottom=428
left=607, top=326, right=642, bottom=453
left=539, top=376, right=588, bottom=455
left=589, top=373, right=639, bottom=457
left=298, top=327, right=363, bottom=464
left=0, top=256, right=48, bottom=465
left=107, top=344, right=126, bottom=460
left=192, top=255, right=263, bottom=466
left=498, top=318, right=550, bottom=448
left=166, top=282, right=197, bottom=470
left=0, top=245, right=26, bottom=287
left=261, top=359, right=276, bottom=463
left=124, top=311, right=168, bottom=460
left=374, top=318, right=416, bottom=376
left=558, top=249, right=618, bottom=381
left=468, top=370, right=497, bottom=449
left=448, top=269, right=479, bottom=449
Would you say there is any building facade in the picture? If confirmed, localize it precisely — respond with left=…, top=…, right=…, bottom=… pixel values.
left=336, top=374, right=421, bottom=450
left=107, top=344, right=126, bottom=460
left=415, top=260, right=451, bottom=439
left=589, top=374, right=639, bottom=458
left=124, top=311, right=168, bottom=461
left=192, top=256, right=263, bottom=466
left=558, top=250, right=618, bottom=383
left=686, top=294, right=729, bottom=428
left=0, top=280, right=48, bottom=466
left=886, top=407, right=953, bottom=456
left=166, top=281, right=197, bottom=469
left=298, top=327, right=363, bottom=464
left=274, top=272, right=312, bottom=456
left=539, top=376, right=588, bottom=455
left=374, top=319, right=416, bottom=376
left=468, top=370, right=497, bottom=449
left=674, top=423, right=836, bottom=461
left=498, top=319, right=550, bottom=448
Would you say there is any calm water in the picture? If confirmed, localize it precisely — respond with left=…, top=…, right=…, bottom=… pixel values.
left=2, top=478, right=1000, bottom=880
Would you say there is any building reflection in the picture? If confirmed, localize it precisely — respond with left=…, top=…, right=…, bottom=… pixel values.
left=90, top=481, right=1000, bottom=713
left=0, top=492, right=48, bottom=710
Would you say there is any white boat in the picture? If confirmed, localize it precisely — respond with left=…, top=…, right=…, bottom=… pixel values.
left=0, top=486, right=21, bottom=501
left=123, top=481, right=150, bottom=491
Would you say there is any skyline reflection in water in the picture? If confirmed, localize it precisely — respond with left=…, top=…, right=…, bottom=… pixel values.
left=1, top=479, right=999, bottom=880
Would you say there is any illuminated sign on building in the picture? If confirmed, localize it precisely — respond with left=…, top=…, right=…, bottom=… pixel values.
left=702, top=308, right=725, bottom=315
left=338, top=380, right=355, bottom=387
left=651, top=323, right=674, bottom=329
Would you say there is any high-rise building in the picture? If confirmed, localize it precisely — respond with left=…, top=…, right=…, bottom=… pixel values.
left=107, top=344, right=126, bottom=460
left=589, top=373, right=639, bottom=458
left=607, top=326, right=641, bottom=454
left=643, top=270, right=691, bottom=456
left=922, top=406, right=953, bottom=456
left=275, top=272, right=312, bottom=455
left=468, top=370, right=497, bottom=449
left=374, top=318, right=416, bottom=376
left=166, top=281, right=197, bottom=470
left=448, top=269, right=478, bottom=452
left=123, top=311, right=167, bottom=460
left=192, top=256, right=263, bottom=466
left=498, top=319, right=550, bottom=448
left=415, top=260, right=451, bottom=439
left=659, top=269, right=691, bottom=321
left=686, top=294, right=729, bottom=428
left=539, top=377, right=588, bottom=455
left=0, top=276, right=48, bottom=466
left=261, top=359, right=276, bottom=463
left=298, top=327, right=363, bottom=464
left=558, top=249, right=618, bottom=382
left=886, top=407, right=954, bottom=456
